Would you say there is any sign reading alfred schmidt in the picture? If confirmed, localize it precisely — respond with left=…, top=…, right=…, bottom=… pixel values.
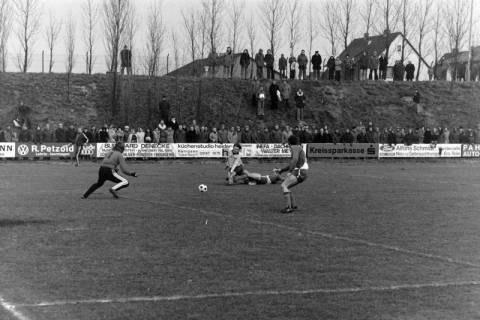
left=308, top=143, right=378, bottom=158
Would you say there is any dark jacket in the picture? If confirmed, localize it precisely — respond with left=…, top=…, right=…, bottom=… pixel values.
left=311, top=54, right=322, bottom=69
left=297, top=54, right=308, bottom=67
left=405, top=63, right=415, bottom=78
left=255, top=52, right=265, bottom=67
left=265, top=53, right=274, bottom=68
left=327, top=56, right=336, bottom=69
left=269, top=83, right=280, bottom=102
left=379, top=56, right=388, bottom=70
left=240, top=52, right=250, bottom=67
left=120, top=48, right=132, bottom=67
left=279, top=56, right=287, bottom=69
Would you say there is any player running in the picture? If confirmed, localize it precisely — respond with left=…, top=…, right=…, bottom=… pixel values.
left=233, top=169, right=284, bottom=185
left=82, top=141, right=137, bottom=199
left=225, top=143, right=244, bottom=185
left=274, top=135, right=308, bottom=214
left=72, top=127, right=89, bottom=167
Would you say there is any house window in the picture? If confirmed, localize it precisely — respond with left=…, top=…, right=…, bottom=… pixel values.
left=397, top=45, right=402, bottom=52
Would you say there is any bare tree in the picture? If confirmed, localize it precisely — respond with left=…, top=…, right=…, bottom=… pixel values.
left=228, top=0, right=245, bottom=53
left=14, top=0, right=42, bottom=73
left=415, top=0, right=433, bottom=80
left=65, top=15, right=76, bottom=100
left=202, top=0, right=223, bottom=53
left=444, top=0, right=469, bottom=81
left=123, top=4, right=137, bottom=73
left=103, top=0, right=130, bottom=72
left=260, top=0, right=286, bottom=56
left=287, top=0, right=302, bottom=55
left=360, top=0, right=378, bottom=36
left=181, top=7, right=197, bottom=64
left=376, top=0, right=402, bottom=66
left=246, top=16, right=256, bottom=78
left=197, top=7, right=208, bottom=58
left=44, top=12, right=62, bottom=73
left=171, top=29, right=180, bottom=70
left=400, top=0, right=414, bottom=62
left=0, top=0, right=11, bottom=72
left=306, top=0, right=319, bottom=74
left=319, top=0, right=338, bottom=56
left=82, top=0, right=98, bottom=74
left=145, top=0, right=165, bottom=77
left=337, top=0, right=356, bottom=53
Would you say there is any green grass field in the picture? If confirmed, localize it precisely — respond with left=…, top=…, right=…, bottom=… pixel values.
left=1, top=159, right=480, bottom=320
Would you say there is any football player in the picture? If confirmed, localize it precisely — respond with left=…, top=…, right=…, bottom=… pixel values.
left=72, top=127, right=89, bottom=167
left=274, top=135, right=308, bottom=214
left=82, top=141, right=137, bottom=199
left=225, top=143, right=244, bottom=185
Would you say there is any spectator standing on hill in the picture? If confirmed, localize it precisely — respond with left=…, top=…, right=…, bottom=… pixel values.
left=209, top=127, right=218, bottom=143
left=186, top=126, right=198, bottom=142
left=66, top=124, right=76, bottom=143
left=281, top=80, right=292, bottom=109
left=340, top=129, right=354, bottom=143
left=227, top=126, right=238, bottom=143
left=369, top=51, right=379, bottom=80
left=269, top=81, right=281, bottom=110
left=359, top=51, right=369, bottom=80
left=235, top=126, right=243, bottom=143
left=255, top=49, right=265, bottom=79
left=282, top=125, right=293, bottom=144
left=55, top=123, right=66, bottom=142
left=144, top=128, right=153, bottom=143
left=166, top=127, right=175, bottom=143
left=458, top=127, right=469, bottom=143
left=327, top=56, right=335, bottom=80
left=279, top=54, right=287, bottom=79
left=393, top=60, right=404, bottom=81
left=42, top=123, right=55, bottom=142
left=413, top=90, right=421, bottom=103
left=271, top=124, right=282, bottom=143
left=223, top=46, right=234, bottom=79
left=208, top=48, right=218, bottom=77
left=297, top=50, right=308, bottom=80
left=32, top=125, right=42, bottom=144
left=288, top=54, right=297, bottom=79
left=295, top=89, right=306, bottom=121
left=335, top=57, right=342, bottom=81
left=265, top=49, right=275, bottom=79
left=217, top=124, right=228, bottom=143
left=240, top=49, right=250, bottom=80
left=379, top=54, right=387, bottom=80
left=174, top=125, right=186, bottom=143
left=120, top=45, right=132, bottom=75
left=158, top=95, right=171, bottom=123
left=311, top=51, right=322, bottom=80
left=405, top=61, right=415, bottom=81
left=241, top=125, right=256, bottom=143
left=257, top=86, right=266, bottom=117
left=167, top=117, right=179, bottom=131
left=423, top=128, right=432, bottom=143
left=344, top=54, right=354, bottom=81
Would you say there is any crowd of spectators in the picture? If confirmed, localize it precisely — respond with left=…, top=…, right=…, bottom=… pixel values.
left=210, top=45, right=423, bottom=82
left=2, top=117, right=479, bottom=146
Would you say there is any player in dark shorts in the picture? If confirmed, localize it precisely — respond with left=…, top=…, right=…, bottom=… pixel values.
left=72, top=127, right=89, bottom=167
left=275, top=135, right=309, bottom=214
left=82, top=141, right=137, bottom=199
left=225, top=143, right=244, bottom=185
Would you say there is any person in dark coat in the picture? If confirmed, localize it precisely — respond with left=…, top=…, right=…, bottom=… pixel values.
left=295, top=89, right=305, bottom=121
left=158, top=95, right=171, bottom=122
left=387, top=128, right=397, bottom=144
left=255, top=49, right=265, bottom=79
left=311, top=51, right=322, bottom=80
left=278, top=54, right=287, bottom=79
left=297, top=50, right=308, bottom=80
left=265, top=49, right=275, bottom=79
left=55, top=123, right=66, bottom=142
left=405, top=61, right=415, bottom=81
left=413, top=90, right=421, bottom=103
left=327, top=56, right=336, bottom=80
left=240, top=49, right=251, bottom=80
left=340, top=129, right=354, bottom=143
left=379, top=54, right=388, bottom=80
left=422, top=127, right=433, bottom=143
left=269, top=81, right=280, bottom=110
left=120, top=45, right=132, bottom=75
left=359, top=51, right=369, bottom=80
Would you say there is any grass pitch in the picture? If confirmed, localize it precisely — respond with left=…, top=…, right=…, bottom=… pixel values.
left=1, top=159, right=480, bottom=320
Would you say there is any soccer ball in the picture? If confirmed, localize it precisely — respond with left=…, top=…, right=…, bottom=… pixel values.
left=198, top=184, right=208, bottom=192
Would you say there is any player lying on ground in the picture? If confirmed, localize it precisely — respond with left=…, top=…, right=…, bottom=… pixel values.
left=82, top=141, right=137, bottom=199
left=225, top=143, right=244, bottom=185
left=232, top=169, right=285, bottom=185
left=274, top=135, right=309, bottom=214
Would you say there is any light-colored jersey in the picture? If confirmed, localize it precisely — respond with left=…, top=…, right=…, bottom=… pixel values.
left=102, top=150, right=131, bottom=175
left=226, top=150, right=243, bottom=170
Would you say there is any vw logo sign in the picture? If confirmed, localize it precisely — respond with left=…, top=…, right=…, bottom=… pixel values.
left=17, top=144, right=29, bottom=156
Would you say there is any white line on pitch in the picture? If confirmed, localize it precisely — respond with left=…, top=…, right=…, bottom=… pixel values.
left=0, top=297, right=32, bottom=320
left=122, top=196, right=480, bottom=269
left=15, top=280, right=480, bottom=308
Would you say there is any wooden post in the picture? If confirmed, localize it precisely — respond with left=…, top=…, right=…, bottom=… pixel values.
left=42, top=50, right=44, bottom=73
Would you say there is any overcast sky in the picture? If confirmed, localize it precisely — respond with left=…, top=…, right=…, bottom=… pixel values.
left=4, top=0, right=480, bottom=74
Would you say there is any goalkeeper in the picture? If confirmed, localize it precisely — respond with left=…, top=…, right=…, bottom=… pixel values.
left=82, top=141, right=137, bottom=199
left=225, top=143, right=244, bottom=185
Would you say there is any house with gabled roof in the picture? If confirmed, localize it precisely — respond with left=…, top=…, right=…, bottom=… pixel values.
left=435, top=46, right=480, bottom=81
left=337, top=30, right=430, bottom=80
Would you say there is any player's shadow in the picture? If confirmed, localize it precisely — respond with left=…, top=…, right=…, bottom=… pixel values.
left=0, top=219, right=52, bottom=228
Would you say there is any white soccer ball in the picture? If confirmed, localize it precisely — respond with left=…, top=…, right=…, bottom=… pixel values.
left=198, top=184, right=208, bottom=192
